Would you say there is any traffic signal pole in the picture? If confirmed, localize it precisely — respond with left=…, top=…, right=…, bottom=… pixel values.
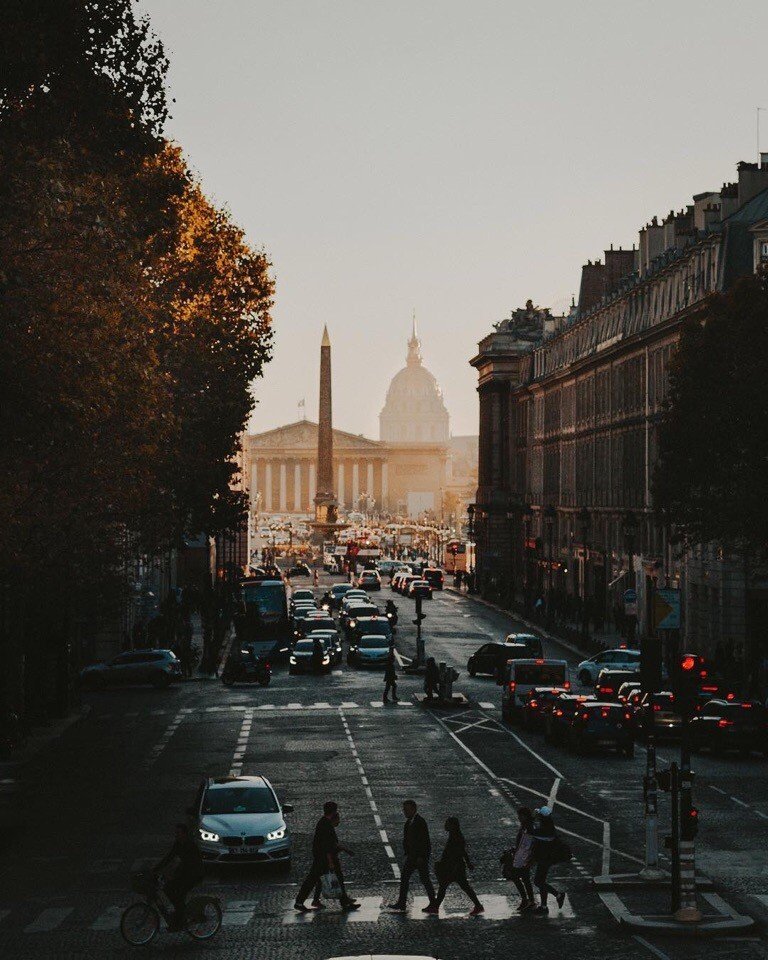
left=675, top=717, right=702, bottom=921
left=640, top=727, right=664, bottom=880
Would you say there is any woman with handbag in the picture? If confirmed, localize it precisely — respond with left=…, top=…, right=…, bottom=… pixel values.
left=425, top=817, right=483, bottom=916
left=501, top=806, right=536, bottom=912
left=531, top=806, right=566, bottom=914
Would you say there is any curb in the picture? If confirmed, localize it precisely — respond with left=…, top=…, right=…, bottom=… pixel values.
left=594, top=873, right=714, bottom=892
left=598, top=890, right=755, bottom=937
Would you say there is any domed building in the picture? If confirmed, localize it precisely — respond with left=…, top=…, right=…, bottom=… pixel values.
left=379, top=317, right=450, bottom=443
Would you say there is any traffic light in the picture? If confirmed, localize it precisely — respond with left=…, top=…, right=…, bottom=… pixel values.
left=681, top=805, right=699, bottom=841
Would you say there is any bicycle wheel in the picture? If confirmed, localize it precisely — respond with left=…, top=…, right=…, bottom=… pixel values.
left=185, top=896, right=222, bottom=941
left=120, top=901, right=160, bottom=945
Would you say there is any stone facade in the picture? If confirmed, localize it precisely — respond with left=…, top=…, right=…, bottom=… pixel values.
left=471, top=161, right=768, bottom=669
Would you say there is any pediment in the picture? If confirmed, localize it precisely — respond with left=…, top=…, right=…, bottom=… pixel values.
left=247, top=420, right=382, bottom=452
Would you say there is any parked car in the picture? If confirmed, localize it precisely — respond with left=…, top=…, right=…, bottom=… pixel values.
left=189, top=775, right=293, bottom=867
left=504, top=633, right=544, bottom=658
left=348, top=634, right=391, bottom=668
left=544, top=693, right=596, bottom=744
left=81, top=649, right=182, bottom=690
left=595, top=668, right=642, bottom=701
left=521, top=687, right=568, bottom=729
left=576, top=648, right=641, bottom=685
left=689, top=699, right=767, bottom=756
left=568, top=702, right=635, bottom=757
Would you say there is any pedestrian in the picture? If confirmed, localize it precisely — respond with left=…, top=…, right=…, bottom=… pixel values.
left=501, top=806, right=536, bottom=911
left=424, top=658, right=439, bottom=700
left=386, top=799, right=437, bottom=912
left=155, top=823, right=204, bottom=930
left=294, top=801, right=359, bottom=912
left=383, top=652, right=399, bottom=703
left=429, top=817, right=484, bottom=915
left=311, top=636, right=325, bottom=674
left=531, top=806, right=566, bottom=914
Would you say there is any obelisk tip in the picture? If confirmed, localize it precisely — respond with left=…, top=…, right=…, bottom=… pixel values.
left=321, top=324, right=330, bottom=347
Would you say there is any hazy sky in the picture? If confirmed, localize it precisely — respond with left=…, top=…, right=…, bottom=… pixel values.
left=139, top=0, right=768, bottom=437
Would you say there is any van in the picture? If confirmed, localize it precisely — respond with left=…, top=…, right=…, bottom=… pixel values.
left=502, top=659, right=570, bottom=720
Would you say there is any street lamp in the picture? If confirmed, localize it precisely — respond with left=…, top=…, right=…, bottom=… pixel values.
left=543, top=505, right=557, bottom=624
left=577, top=507, right=591, bottom=642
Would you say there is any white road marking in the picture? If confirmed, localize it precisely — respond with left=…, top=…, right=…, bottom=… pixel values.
left=143, top=710, right=185, bottom=768
left=229, top=708, right=253, bottom=777
left=602, top=821, right=611, bottom=875
left=633, top=935, right=672, bottom=960
left=709, top=785, right=727, bottom=794
left=340, top=702, right=359, bottom=708
left=478, top=702, right=496, bottom=709
left=497, top=724, right=564, bottom=779
left=90, top=906, right=122, bottom=931
left=24, top=907, right=73, bottom=933
left=223, top=900, right=257, bottom=926
left=339, top=708, right=399, bottom=879
left=730, top=796, right=749, bottom=808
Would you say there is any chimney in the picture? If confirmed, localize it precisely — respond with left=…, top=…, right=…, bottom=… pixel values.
left=638, top=217, right=665, bottom=273
left=603, top=246, right=636, bottom=294
left=737, top=160, right=768, bottom=208
left=577, top=259, right=606, bottom=313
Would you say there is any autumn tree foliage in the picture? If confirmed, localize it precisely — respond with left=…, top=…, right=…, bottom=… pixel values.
left=653, top=271, right=768, bottom=553
left=0, top=1, right=273, bottom=713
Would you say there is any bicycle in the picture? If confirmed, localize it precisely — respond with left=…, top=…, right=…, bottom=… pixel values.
left=120, top=872, right=222, bottom=946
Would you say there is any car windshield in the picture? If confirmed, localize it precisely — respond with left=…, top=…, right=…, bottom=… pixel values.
left=294, top=640, right=316, bottom=652
left=332, top=585, right=351, bottom=596
left=202, top=786, right=278, bottom=815
left=359, top=636, right=388, bottom=649
left=515, top=663, right=566, bottom=685
left=242, top=582, right=286, bottom=614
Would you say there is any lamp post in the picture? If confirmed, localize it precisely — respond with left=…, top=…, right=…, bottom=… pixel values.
left=622, top=511, right=639, bottom=644
left=578, top=507, right=591, bottom=643
left=523, top=504, right=533, bottom=616
left=543, top=505, right=557, bottom=625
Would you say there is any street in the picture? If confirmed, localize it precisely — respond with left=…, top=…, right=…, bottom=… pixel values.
left=1, top=575, right=766, bottom=960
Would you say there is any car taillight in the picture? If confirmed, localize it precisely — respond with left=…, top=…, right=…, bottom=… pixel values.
left=508, top=681, right=516, bottom=692
left=265, top=663, right=271, bottom=670
left=601, top=708, right=609, bottom=718
left=529, top=700, right=538, bottom=709
left=624, top=712, right=632, bottom=721
left=564, top=680, right=571, bottom=690
left=726, top=692, right=735, bottom=700
left=741, top=703, right=753, bottom=709
left=599, top=686, right=612, bottom=695
left=535, top=658, right=544, bottom=664
left=580, top=712, right=589, bottom=721
left=653, top=704, right=661, bottom=712
left=718, top=718, right=734, bottom=728
left=701, top=685, right=717, bottom=693
left=554, top=709, right=563, bottom=717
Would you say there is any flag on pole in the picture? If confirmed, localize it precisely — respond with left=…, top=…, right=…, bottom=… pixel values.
left=298, top=398, right=306, bottom=420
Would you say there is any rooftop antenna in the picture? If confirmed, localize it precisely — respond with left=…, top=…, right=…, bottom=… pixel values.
left=758, top=107, right=766, bottom=164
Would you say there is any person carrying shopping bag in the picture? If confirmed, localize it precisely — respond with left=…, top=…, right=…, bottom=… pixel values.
left=531, top=805, right=568, bottom=914
left=427, top=817, right=483, bottom=916
left=500, top=806, right=536, bottom=912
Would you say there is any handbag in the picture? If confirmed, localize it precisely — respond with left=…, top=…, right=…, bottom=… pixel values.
left=320, top=871, right=343, bottom=899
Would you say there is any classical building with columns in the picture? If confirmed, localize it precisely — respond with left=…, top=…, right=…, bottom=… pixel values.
left=243, top=322, right=465, bottom=518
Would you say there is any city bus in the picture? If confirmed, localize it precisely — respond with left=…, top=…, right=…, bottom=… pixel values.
left=234, top=578, right=291, bottom=657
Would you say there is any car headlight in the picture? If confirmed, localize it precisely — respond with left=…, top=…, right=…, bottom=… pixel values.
left=349, top=620, right=356, bottom=628
left=267, top=826, right=286, bottom=841
left=199, top=828, right=220, bottom=842
left=322, top=655, right=330, bottom=664
left=289, top=656, right=297, bottom=664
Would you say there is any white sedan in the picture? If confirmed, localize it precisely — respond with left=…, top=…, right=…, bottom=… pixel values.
left=576, top=648, right=641, bottom=685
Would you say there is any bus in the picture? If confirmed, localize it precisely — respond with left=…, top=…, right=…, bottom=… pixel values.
left=234, top=578, right=290, bottom=657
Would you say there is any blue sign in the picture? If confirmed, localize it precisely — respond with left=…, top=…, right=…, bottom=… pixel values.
left=623, top=589, right=637, bottom=604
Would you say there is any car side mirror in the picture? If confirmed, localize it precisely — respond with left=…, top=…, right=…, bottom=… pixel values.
left=282, top=803, right=294, bottom=813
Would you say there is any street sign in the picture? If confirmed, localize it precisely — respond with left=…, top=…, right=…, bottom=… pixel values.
left=654, top=588, right=681, bottom=630
left=623, top=588, right=638, bottom=617
left=623, top=589, right=638, bottom=603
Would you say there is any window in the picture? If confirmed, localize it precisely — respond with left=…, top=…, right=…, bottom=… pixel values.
left=203, top=787, right=278, bottom=815
left=761, top=240, right=768, bottom=263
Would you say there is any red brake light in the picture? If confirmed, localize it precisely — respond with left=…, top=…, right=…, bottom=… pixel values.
left=580, top=712, right=589, bottom=721
left=680, top=655, right=697, bottom=672
left=718, top=718, right=734, bottom=728
left=601, top=708, right=609, bottom=718
left=624, top=712, right=632, bottom=721
left=653, top=704, right=661, bottom=712
left=529, top=700, right=538, bottom=709
left=508, top=681, right=516, bottom=692
left=535, top=658, right=544, bottom=665
left=741, top=703, right=753, bottom=709
left=726, top=692, right=735, bottom=701
left=564, top=680, right=571, bottom=690
left=554, top=709, right=563, bottom=717
left=701, top=685, right=717, bottom=692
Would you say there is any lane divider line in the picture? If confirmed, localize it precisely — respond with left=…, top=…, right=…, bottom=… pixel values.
left=229, top=708, right=254, bottom=777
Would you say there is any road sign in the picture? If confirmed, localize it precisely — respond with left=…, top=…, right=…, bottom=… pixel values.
left=623, top=588, right=638, bottom=617
left=654, top=588, right=681, bottom=630
left=623, top=588, right=638, bottom=603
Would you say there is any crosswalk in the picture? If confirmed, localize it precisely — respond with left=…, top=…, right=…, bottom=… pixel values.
left=0, top=892, right=579, bottom=934
left=95, top=701, right=420, bottom=719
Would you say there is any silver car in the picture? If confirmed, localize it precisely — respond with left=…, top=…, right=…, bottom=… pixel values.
left=348, top=633, right=391, bottom=668
left=80, top=649, right=182, bottom=689
left=190, top=776, right=293, bottom=866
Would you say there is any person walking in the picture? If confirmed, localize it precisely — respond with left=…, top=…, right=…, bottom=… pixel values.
left=383, top=653, right=399, bottom=703
left=502, top=806, right=536, bottom=911
left=428, top=817, right=483, bottom=915
left=531, top=806, right=566, bottom=914
left=424, top=658, right=439, bottom=700
left=386, top=800, right=437, bottom=911
left=294, top=801, right=359, bottom=912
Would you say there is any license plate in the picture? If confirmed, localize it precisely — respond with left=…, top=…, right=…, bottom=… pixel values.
left=598, top=739, right=615, bottom=746
left=229, top=846, right=259, bottom=855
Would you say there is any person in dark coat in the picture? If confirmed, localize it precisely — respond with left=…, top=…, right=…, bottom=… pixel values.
left=424, top=658, right=440, bottom=700
left=294, top=801, right=359, bottom=912
left=311, top=637, right=325, bottom=674
left=386, top=800, right=437, bottom=911
left=155, top=824, right=204, bottom=930
left=531, top=806, right=566, bottom=913
left=383, top=653, right=399, bottom=703
left=427, top=817, right=483, bottom=915
left=502, top=806, right=535, bottom=911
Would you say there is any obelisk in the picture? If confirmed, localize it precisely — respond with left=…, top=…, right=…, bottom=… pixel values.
left=311, top=325, right=339, bottom=543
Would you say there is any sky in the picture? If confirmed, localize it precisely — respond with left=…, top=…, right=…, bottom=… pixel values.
left=139, top=0, right=768, bottom=437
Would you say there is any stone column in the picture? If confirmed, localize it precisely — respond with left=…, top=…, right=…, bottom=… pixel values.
left=352, top=462, right=359, bottom=507
left=381, top=460, right=389, bottom=508
left=265, top=461, right=273, bottom=512
left=309, top=462, right=316, bottom=504
left=294, top=462, right=302, bottom=512
left=338, top=462, right=345, bottom=508
left=366, top=461, right=374, bottom=499
left=279, top=462, right=287, bottom=512
left=250, top=460, right=258, bottom=500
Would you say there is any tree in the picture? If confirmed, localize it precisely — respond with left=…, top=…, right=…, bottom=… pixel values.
left=653, top=271, right=768, bottom=553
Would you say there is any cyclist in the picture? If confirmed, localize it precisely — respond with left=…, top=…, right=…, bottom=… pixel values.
left=155, top=823, right=204, bottom=930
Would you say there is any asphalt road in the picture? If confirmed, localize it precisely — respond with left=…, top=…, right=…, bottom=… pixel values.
left=0, top=572, right=766, bottom=960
